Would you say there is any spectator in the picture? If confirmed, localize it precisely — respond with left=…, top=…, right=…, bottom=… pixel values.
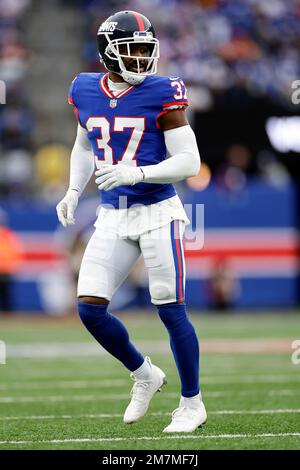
left=0, top=104, right=32, bottom=150
left=0, top=148, right=33, bottom=196
left=214, top=143, right=254, bottom=192
left=257, top=150, right=291, bottom=188
left=34, top=143, right=70, bottom=201
left=0, top=208, right=23, bottom=313
left=207, top=257, right=241, bottom=311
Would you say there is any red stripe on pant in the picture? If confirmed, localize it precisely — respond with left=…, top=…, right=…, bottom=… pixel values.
left=174, top=221, right=184, bottom=301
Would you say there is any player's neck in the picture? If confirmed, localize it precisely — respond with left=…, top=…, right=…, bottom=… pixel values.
left=109, top=72, right=125, bottom=83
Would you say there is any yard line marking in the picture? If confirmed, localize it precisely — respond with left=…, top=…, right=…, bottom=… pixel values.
left=5, top=338, right=294, bottom=358
left=201, top=375, right=300, bottom=384
left=1, top=409, right=300, bottom=421
left=0, top=395, right=129, bottom=403
left=211, top=409, right=300, bottom=415
left=0, top=392, right=226, bottom=403
left=1, top=375, right=299, bottom=390
left=3, top=364, right=293, bottom=380
left=0, top=388, right=297, bottom=403
left=0, top=380, right=128, bottom=390
left=1, top=432, right=300, bottom=445
left=269, top=390, right=299, bottom=396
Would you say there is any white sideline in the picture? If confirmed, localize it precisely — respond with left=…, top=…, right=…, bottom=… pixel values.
left=0, top=409, right=300, bottom=421
left=0, top=432, right=300, bottom=445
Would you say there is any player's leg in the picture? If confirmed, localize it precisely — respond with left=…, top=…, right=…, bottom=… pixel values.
left=77, top=228, right=166, bottom=423
left=140, top=221, right=207, bottom=432
left=77, top=229, right=145, bottom=371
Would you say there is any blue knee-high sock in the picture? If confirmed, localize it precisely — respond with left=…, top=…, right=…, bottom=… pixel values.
left=157, top=302, right=200, bottom=397
left=78, top=302, right=144, bottom=371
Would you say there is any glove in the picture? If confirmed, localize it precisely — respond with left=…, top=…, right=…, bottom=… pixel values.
left=95, top=164, right=144, bottom=191
left=56, top=189, right=79, bottom=227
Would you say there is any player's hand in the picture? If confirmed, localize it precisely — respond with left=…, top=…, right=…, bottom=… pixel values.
left=56, top=189, right=79, bottom=227
left=95, top=164, right=144, bottom=191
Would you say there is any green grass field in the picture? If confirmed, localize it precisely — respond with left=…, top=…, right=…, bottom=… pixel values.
left=0, top=311, right=300, bottom=450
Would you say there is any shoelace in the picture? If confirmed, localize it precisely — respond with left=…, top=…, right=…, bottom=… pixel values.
left=129, top=373, right=153, bottom=404
left=171, top=406, right=195, bottom=422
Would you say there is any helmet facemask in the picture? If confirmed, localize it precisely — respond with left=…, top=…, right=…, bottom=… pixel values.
left=102, top=31, right=159, bottom=85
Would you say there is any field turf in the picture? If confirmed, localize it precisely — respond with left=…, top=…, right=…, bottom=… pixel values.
left=0, top=311, right=299, bottom=450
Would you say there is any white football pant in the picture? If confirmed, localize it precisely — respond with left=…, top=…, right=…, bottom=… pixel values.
left=78, top=220, right=186, bottom=305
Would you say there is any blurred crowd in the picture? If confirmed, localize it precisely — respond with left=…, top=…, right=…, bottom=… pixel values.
left=0, top=0, right=297, bottom=200
left=0, top=0, right=75, bottom=200
left=0, top=0, right=33, bottom=197
left=82, top=0, right=300, bottom=108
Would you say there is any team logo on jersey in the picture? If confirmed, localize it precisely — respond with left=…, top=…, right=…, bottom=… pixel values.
left=98, top=22, right=118, bottom=33
left=109, top=99, right=118, bottom=108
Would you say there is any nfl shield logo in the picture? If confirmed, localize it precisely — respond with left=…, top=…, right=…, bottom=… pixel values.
left=110, top=99, right=118, bottom=108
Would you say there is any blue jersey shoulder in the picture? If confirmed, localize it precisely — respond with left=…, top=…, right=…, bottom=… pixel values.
left=68, top=72, right=103, bottom=104
left=144, top=75, right=189, bottom=109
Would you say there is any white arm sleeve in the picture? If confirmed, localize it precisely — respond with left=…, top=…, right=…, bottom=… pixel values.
left=68, top=124, right=95, bottom=196
left=141, top=125, right=200, bottom=184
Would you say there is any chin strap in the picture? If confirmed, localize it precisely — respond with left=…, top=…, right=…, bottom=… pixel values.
left=121, top=71, right=147, bottom=86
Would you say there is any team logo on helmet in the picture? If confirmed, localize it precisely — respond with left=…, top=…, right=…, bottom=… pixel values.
left=98, top=22, right=118, bottom=33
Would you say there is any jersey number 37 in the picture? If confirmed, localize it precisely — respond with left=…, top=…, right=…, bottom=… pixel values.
left=86, top=116, right=145, bottom=167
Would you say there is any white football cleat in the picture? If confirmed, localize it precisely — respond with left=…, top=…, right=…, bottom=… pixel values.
left=163, top=398, right=207, bottom=433
left=123, top=357, right=167, bottom=424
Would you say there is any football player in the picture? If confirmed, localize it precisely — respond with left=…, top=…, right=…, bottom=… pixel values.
left=56, top=10, right=207, bottom=433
